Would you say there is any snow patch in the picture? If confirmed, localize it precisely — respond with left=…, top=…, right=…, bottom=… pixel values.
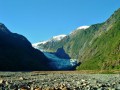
left=32, top=41, right=47, bottom=49
left=32, top=42, right=40, bottom=47
left=77, top=26, right=90, bottom=30
left=38, top=40, right=48, bottom=44
left=52, top=34, right=66, bottom=41
left=70, top=25, right=90, bottom=35
left=32, top=34, right=66, bottom=48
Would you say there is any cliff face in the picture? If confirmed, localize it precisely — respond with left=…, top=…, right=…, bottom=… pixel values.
left=0, top=23, right=53, bottom=71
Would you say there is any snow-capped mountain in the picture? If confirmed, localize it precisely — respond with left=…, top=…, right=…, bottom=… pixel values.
left=32, top=34, right=66, bottom=49
left=70, top=26, right=90, bottom=35
left=52, top=34, right=66, bottom=41
left=32, top=26, right=90, bottom=50
left=70, top=25, right=90, bottom=35
left=77, top=26, right=90, bottom=30
left=32, top=41, right=48, bottom=48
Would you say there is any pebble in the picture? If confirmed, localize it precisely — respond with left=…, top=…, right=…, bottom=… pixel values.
left=19, top=77, right=25, bottom=80
left=0, top=72, right=119, bottom=90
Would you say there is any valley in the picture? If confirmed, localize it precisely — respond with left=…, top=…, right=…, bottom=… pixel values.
left=0, top=7, right=120, bottom=71
left=33, top=8, right=120, bottom=71
left=1, top=1, right=120, bottom=90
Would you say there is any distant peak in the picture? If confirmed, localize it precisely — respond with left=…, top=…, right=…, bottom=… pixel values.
left=32, top=34, right=66, bottom=48
left=0, top=23, right=5, bottom=27
left=0, top=23, right=4, bottom=25
left=77, top=26, right=90, bottom=30
left=70, top=25, right=90, bottom=35
left=0, top=23, right=11, bottom=33
left=52, top=34, right=66, bottom=40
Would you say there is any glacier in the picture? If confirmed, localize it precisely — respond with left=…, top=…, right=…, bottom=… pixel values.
left=43, top=52, right=77, bottom=70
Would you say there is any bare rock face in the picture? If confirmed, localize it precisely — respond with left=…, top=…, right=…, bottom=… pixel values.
left=54, top=47, right=71, bottom=59
left=0, top=23, right=53, bottom=71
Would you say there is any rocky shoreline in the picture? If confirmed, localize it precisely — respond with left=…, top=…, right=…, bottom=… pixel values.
left=0, top=72, right=120, bottom=90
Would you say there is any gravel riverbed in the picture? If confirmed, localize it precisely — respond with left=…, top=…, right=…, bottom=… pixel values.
left=0, top=72, right=120, bottom=90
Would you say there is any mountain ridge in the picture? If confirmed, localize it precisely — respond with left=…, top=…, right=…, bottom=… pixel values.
left=0, top=23, right=53, bottom=71
left=34, top=8, right=120, bottom=70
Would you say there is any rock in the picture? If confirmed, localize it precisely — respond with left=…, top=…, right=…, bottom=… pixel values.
left=50, top=87, right=55, bottom=90
left=76, top=81, right=80, bottom=85
left=34, top=87, right=42, bottom=90
left=59, top=84, right=65, bottom=89
left=0, top=79, right=3, bottom=84
left=45, top=87, right=51, bottom=90
left=73, top=86, right=79, bottom=90
left=20, top=86, right=29, bottom=90
left=0, top=72, right=120, bottom=90
left=116, top=84, right=120, bottom=89
left=10, top=84, right=18, bottom=90
left=5, top=81, right=9, bottom=86
left=19, top=77, right=25, bottom=80
left=0, top=79, right=6, bottom=85
left=81, top=79, right=86, bottom=82
left=62, top=87, right=69, bottom=90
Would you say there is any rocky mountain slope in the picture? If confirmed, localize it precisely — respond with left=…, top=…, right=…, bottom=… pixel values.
left=0, top=23, right=53, bottom=71
left=35, top=8, right=120, bottom=70
left=32, top=34, right=66, bottom=51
